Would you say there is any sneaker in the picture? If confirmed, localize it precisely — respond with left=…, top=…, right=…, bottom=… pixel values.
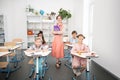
left=73, top=69, right=81, bottom=76
left=73, top=69, right=77, bottom=74
left=76, top=72, right=81, bottom=76
left=80, top=67, right=86, bottom=72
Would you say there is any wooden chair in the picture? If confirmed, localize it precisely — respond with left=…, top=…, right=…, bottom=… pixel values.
left=28, top=58, right=35, bottom=78
left=0, top=48, right=9, bottom=69
left=28, top=58, right=34, bottom=65
left=0, top=48, right=9, bottom=78
left=12, top=38, right=24, bottom=60
left=4, top=42, right=16, bottom=57
left=0, top=62, right=9, bottom=69
left=12, top=38, right=22, bottom=43
left=4, top=42, right=16, bottom=46
left=12, top=38, right=22, bottom=49
left=0, top=48, right=20, bottom=79
left=0, top=48, right=8, bottom=52
left=4, top=42, right=19, bottom=68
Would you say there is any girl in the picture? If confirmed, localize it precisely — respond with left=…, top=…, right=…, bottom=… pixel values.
left=71, top=34, right=90, bottom=76
left=37, top=30, right=46, bottom=45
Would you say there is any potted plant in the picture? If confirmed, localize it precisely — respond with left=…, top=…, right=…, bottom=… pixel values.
left=58, top=8, right=72, bottom=20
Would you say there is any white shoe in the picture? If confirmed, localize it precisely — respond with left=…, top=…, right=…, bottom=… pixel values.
left=73, top=69, right=77, bottom=74
left=76, top=71, right=81, bottom=76
left=73, top=69, right=81, bottom=76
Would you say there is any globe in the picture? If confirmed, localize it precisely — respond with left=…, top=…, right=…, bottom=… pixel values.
left=40, top=10, right=44, bottom=15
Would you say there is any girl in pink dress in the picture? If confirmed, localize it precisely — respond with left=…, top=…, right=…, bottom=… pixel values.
left=52, top=15, right=64, bottom=68
left=71, top=34, right=90, bottom=76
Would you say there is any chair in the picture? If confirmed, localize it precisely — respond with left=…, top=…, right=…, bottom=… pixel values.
left=0, top=62, right=9, bottom=69
left=0, top=48, right=21, bottom=79
left=4, top=42, right=16, bottom=57
left=0, top=48, right=9, bottom=78
left=28, top=57, right=49, bottom=78
left=12, top=38, right=24, bottom=60
left=28, top=58, right=35, bottom=78
left=4, top=42, right=19, bottom=67
left=28, top=58, right=34, bottom=65
left=12, top=38, right=22, bottom=42
left=64, top=48, right=72, bottom=69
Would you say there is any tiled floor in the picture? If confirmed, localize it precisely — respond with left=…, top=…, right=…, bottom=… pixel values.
left=0, top=49, right=119, bottom=80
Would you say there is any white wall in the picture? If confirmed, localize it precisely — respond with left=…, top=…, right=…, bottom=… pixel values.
left=0, top=0, right=27, bottom=48
left=72, top=0, right=83, bottom=35
left=92, top=0, right=120, bottom=78
left=27, top=0, right=83, bottom=36
left=27, top=0, right=73, bottom=13
left=0, top=0, right=83, bottom=48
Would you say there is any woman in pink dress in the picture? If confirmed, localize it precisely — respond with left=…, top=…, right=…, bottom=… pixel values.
left=71, top=34, right=90, bottom=76
left=52, top=15, right=64, bottom=68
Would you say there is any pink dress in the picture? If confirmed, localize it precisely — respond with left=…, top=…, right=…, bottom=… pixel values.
left=52, top=25, right=64, bottom=58
left=71, top=43, right=90, bottom=67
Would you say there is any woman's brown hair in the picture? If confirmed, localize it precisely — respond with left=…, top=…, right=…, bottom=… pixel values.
left=56, top=15, right=63, bottom=20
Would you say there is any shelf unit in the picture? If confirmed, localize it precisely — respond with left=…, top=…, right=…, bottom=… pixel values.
left=26, top=14, right=55, bottom=47
left=26, top=14, right=69, bottom=47
left=0, top=15, right=5, bottom=44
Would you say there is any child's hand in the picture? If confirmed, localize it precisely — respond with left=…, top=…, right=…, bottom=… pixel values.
left=35, top=49, right=41, bottom=52
left=91, top=53, right=95, bottom=56
left=77, top=51, right=81, bottom=55
left=26, top=50, right=34, bottom=53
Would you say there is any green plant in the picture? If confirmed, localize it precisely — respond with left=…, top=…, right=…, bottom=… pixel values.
left=58, top=8, right=72, bottom=20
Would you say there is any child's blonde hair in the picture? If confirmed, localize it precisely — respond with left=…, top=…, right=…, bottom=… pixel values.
left=35, top=37, right=42, bottom=42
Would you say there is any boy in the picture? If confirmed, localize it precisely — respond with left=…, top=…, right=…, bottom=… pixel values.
left=69, top=30, right=78, bottom=44
left=65, top=31, right=78, bottom=67
left=26, top=37, right=48, bottom=79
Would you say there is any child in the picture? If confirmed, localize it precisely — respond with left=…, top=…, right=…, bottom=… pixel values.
left=71, top=34, right=90, bottom=76
left=65, top=30, right=78, bottom=63
left=26, top=37, right=48, bottom=78
left=69, top=30, right=78, bottom=44
left=37, top=30, right=46, bottom=45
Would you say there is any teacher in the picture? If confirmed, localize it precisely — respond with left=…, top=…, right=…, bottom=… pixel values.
left=52, top=15, right=64, bottom=68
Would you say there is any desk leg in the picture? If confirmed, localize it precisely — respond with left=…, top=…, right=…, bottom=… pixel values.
left=29, top=65, right=35, bottom=78
left=21, top=44, right=24, bottom=60
left=7, top=55, right=9, bottom=62
left=0, top=64, right=21, bottom=79
left=36, top=57, right=39, bottom=80
left=64, top=49, right=72, bottom=69
left=35, top=57, right=44, bottom=80
left=72, top=77, right=76, bottom=80
left=87, top=58, right=90, bottom=72
left=86, top=71, right=90, bottom=80
left=39, top=57, right=43, bottom=78
left=9, top=49, right=20, bottom=67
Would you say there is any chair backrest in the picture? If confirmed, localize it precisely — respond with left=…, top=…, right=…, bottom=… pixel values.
left=0, top=48, right=8, bottom=52
left=12, top=38, right=22, bottom=42
left=4, top=42, right=16, bottom=47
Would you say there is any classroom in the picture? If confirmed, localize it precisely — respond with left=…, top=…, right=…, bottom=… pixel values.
left=0, top=0, right=120, bottom=80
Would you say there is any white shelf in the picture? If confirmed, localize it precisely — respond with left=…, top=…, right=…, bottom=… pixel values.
left=28, top=41, right=34, bottom=43
left=27, top=14, right=41, bottom=17
left=27, top=21, right=42, bottom=23
left=27, top=34, right=34, bottom=36
left=42, top=20, right=54, bottom=23
left=27, top=14, right=55, bottom=47
left=27, top=20, right=54, bottom=24
left=26, top=14, right=68, bottom=47
left=0, top=15, right=4, bottom=43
